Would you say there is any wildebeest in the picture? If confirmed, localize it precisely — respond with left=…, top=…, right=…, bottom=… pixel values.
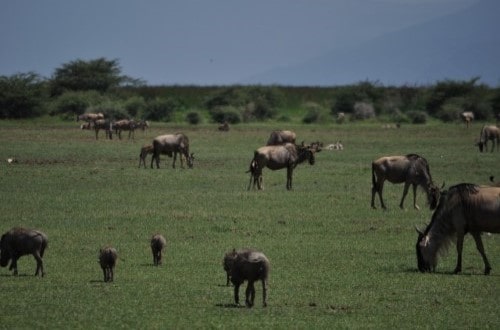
left=151, top=133, right=194, bottom=169
left=223, top=248, right=270, bottom=308
left=99, top=246, right=117, bottom=282
left=460, top=111, right=474, bottom=128
left=416, top=183, right=500, bottom=275
left=326, top=141, right=343, bottom=151
left=139, top=144, right=154, bottom=168
left=76, top=112, right=104, bottom=122
left=218, top=121, right=230, bottom=131
left=0, top=227, right=48, bottom=277
left=371, top=154, right=440, bottom=210
left=266, top=130, right=296, bottom=146
left=113, top=119, right=136, bottom=140
left=93, top=119, right=113, bottom=140
left=476, top=124, right=499, bottom=152
left=247, top=143, right=317, bottom=190
left=150, top=234, right=167, bottom=266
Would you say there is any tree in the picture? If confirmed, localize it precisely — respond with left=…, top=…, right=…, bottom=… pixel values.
left=0, top=72, right=47, bottom=118
left=49, top=58, right=139, bottom=96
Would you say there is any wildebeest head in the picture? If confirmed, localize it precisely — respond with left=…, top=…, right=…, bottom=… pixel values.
left=427, top=182, right=444, bottom=210
left=477, top=141, right=485, bottom=152
left=415, top=228, right=434, bottom=273
left=186, top=153, right=195, bottom=169
left=0, top=234, right=11, bottom=267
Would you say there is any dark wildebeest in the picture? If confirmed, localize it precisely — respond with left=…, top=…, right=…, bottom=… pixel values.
left=151, top=133, right=194, bottom=169
left=93, top=119, right=113, bottom=140
left=371, top=154, right=441, bottom=210
left=223, top=248, right=270, bottom=308
left=476, top=124, right=499, bottom=152
left=460, top=111, right=474, bottom=128
left=138, top=144, right=154, bottom=168
left=76, top=112, right=104, bottom=122
left=266, top=130, right=296, bottom=146
left=416, top=183, right=500, bottom=275
left=247, top=143, right=318, bottom=190
left=150, top=234, right=167, bottom=266
left=114, top=119, right=137, bottom=140
left=0, top=227, right=48, bottom=277
left=218, top=121, right=229, bottom=132
left=135, top=119, right=150, bottom=131
left=99, top=246, right=117, bottom=282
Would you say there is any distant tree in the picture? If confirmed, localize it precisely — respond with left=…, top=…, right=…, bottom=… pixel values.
left=49, top=58, right=141, bottom=96
left=425, top=78, right=479, bottom=115
left=0, top=72, right=47, bottom=118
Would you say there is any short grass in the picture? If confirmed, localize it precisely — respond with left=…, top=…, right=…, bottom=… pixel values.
left=0, top=119, right=498, bottom=329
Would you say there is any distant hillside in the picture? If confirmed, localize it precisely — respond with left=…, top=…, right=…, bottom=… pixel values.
left=243, top=0, right=500, bottom=86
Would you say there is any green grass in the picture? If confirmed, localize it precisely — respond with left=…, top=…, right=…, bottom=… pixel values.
left=0, top=119, right=498, bottom=329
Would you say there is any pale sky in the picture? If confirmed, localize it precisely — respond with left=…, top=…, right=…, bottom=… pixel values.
left=0, top=0, right=479, bottom=85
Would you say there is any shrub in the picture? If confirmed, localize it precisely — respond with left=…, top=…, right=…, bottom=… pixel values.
left=123, top=96, right=146, bottom=118
left=0, top=72, right=47, bottom=118
left=87, top=101, right=128, bottom=120
left=209, top=106, right=241, bottom=124
left=185, top=111, right=201, bottom=125
left=143, top=98, right=179, bottom=122
left=353, top=102, right=376, bottom=120
left=407, top=110, right=428, bottom=124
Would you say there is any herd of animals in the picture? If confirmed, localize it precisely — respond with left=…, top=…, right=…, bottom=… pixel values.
left=1, top=111, right=499, bottom=308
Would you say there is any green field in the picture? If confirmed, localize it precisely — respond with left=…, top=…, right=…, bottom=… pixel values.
left=0, top=119, right=498, bottom=329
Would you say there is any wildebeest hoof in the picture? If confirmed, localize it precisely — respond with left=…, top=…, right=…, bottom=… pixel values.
left=485, top=267, right=491, bottom=275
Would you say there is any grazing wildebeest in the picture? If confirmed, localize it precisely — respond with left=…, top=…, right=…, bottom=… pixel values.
left=218, top=121, right=229, bottom=131
left=76, top=112, right=104, bottom=122
left=416, top=183, right=500, bottom=275
left=460, top=111, right=474, bottom=128
left=151, top=133, right=194, bottom=169
left=99, top=246, right=117, bottom=282
left=0, top=227, right=48, bottom=277
left=93, top=119, right=113, bottom=140
left=371, top=154, right=440, bottom=210
left=135, top=120, right=150, bottom=131
left=247, top=143, right=317, bottom=190
left=476, top=124, right=499, bottom=152
left=266, top=130, right=296, bottom=146
left=139, top=144, right=154, bottom=168
left=150, top=234, right=167, bottom=266
left=114, top=119, right=137, bottom=140
left=223, top=248, right=270, bottom=308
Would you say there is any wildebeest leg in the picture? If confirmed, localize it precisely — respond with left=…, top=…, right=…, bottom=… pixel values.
left=262, top=279, right=267, bottom=307
left=399, top=182, right=411, bottom=209
left=234, top=283, right=241, bottom=306
left=286, top=166, right=293, bottom=190
left=245, top=281, right=255, bottom=307
left=470, top=232, right=492, bottom=275
left=373, top=180, right=386, bottom=209
left=102, top=268, right=107, bottom=282
left=454, top=231, right=465, bottom=274
left=412, top=184, right=420, bottom=210
left=172, top=151, right=177, bottom=168
left=33, top=252, right=44, bottom=277
left=9, top=257, right=19, bottom=275
left=94, top=128, right=99, bottom=140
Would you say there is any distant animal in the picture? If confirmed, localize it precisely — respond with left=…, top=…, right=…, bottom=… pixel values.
left=76, top=112, right=104, bottom=122
left=326, top=141, right=343, bottom=151
left=416, top=183, right=500, bottom=275
left=93, top=119, right=113, bottom=140
left=135, top=120, right=150, bottom=131
left=0, top=227, right=48, bottom=277
left=150, top=234, right=167, bottom=266
left=113, top=119, right=137, bottom=140
left=139, top=144, right=154, bottom=168
left=266, top=130, right=296, bottom=146
left=99, top=246, right=117, bottom=282
left=336, top=112, right=346, bottom=124
left=247, top=143, right=317, bottom=190
left=223, top=248, right=270, bottom=308
left=151, top=133, right=194, bottom=169
left=476, top=125, right=499, bottom=152
left=371, top=154, right=441, bottom=210
left=460, top=111, right=474, bottom=128
left=218, top=121, right=230, bottom=131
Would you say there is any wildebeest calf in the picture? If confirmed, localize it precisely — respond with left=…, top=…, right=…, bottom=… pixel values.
left=223, top=248, right=270, bottom=308
left=139, top=144, right=154, bottom=168
left=150, top=234, right=167, bottom=266
left=99, top=246, right=117, bottom=282
left=0, top=227, right=48, bottom=277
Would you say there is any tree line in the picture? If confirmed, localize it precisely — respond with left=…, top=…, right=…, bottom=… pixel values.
left=1, top=57, right=499, bottom=124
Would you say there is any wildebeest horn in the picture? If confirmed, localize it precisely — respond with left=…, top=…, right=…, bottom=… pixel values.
left=415, top=226, right=424, bottom=235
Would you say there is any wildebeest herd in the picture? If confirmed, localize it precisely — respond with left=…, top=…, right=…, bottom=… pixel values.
left=2, top=117, right=499, bottom=308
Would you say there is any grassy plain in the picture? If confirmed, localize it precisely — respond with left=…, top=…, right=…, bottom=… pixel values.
left=0, top=119, right=498, bottom=329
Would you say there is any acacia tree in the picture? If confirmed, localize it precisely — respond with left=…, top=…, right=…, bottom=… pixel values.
left=0, top=72, right=47, bottom=118
left=49, top=58, right=140, bottom=96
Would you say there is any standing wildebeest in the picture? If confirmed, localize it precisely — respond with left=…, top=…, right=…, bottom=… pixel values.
left=76, top=112, right=104, bottom=122
left=150, top=234, right=167, bottom=266
left=151, top=133, right=194, bottom=169
left=266, top=130, right=296, bottom=145
left=138, top=144, right=154, bottom=168
left=476, top=124, right=499, bottom=152
left=247, top=143, right=317, bottom=190
left=223, top=248, right=270, bottom=308
left=93, top=119, right=113, bottom=140
left=99, top=246, right=117, bottom=282
left=416, top=183, right=500, bottom=275
left=114, top=119, right=137, bottom=140
left=0, top=227, right=48, bottom=277
left=460, top=111, right=474, bottom=128
left=371, top=154, right=440, bottom=210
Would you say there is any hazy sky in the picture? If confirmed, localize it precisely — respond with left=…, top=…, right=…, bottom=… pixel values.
left=0, top=0, right=478, bottom=85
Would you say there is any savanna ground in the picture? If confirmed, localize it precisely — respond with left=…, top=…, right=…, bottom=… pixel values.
left=0, top=118, right=498, bottom=329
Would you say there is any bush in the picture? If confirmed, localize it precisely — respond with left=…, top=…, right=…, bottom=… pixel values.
left=123, top=96, right=146, bottom=118
left=209, top=106, right=241, bottom=124
left=407, top=110, right=428, bottom=124
left=143, top=98, right=179, bottom=122
left=185, top=111, right=201, bottom=125
left=50, top=91, right=105, bottom=119
left=353, top=102, right=376, bottom=120
left=0, top=72, right=47, bottom=118
left=87, top=101, right=128, bottom=120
